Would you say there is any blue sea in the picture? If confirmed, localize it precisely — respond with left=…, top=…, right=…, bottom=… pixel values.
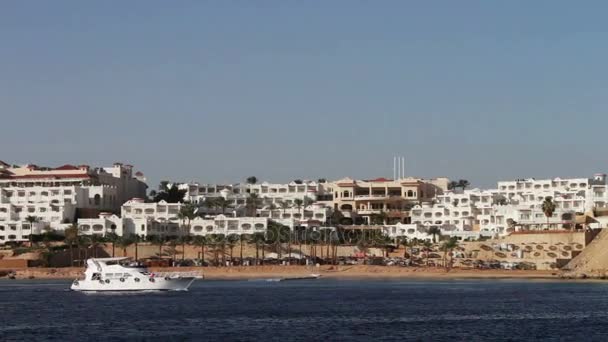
left=1, top=278, right=608, bottom=341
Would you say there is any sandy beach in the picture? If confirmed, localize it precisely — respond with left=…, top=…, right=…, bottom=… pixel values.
left=1, top=265, right=557, bottom=280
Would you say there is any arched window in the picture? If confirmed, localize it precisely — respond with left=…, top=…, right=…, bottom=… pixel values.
left=94, top=194, right=101, bottom=206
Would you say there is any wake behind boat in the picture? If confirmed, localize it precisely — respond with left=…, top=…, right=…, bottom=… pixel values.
left=71, top=257, right=200, bottom=292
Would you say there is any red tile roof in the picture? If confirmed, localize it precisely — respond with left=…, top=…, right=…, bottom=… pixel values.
left=3, top=174, right=91, bottom=180
left=54, top=164, right=79, bottom=171
left=366, top=177, right=392, bottom=182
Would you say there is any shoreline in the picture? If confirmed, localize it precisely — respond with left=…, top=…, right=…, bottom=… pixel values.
left=1, top=265, right=559, bottom=281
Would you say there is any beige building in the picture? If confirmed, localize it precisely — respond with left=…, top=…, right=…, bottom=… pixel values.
left=321, top=177, right=449, bottom=224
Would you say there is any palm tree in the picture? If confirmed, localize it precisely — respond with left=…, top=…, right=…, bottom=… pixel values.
left=177, top=202, right=197, bottom=260
left=251, top=233, right=265, bottom=265
left=422, top=240, right=433, bottom=267
left=64, top=224, right=79, bottom=266
left=266, top=221, right=289, bottom=259
left=448, top=181, right=460, bottom=191
left=25, top=215, right=39, bottom=245
left=427, top=226, right=441, bottom=243
left=457, top=179, right=470, bottom=191
left=408, top=238, right=419, bottom=263
left=192, top=235, right=207, bottom=264
left=89, top=234, right=102, bottom=258
left=207, top=234, right=226, bottom=266
left=106, top=232, right=119, bottom=257
left=246, top=176, right=258, bottom=185
left=214, top=197, right=233, bottom=215
left=398, top=236, right=409, bottom=258
left=293, top=199, right=304, bottom=215
left=148, top=235, right=165, bottom=258
left=440, top=237, right=459, bottom=270
left=239, top=234, right=250, bottom=265
left=130, top=234, right=140, bottom=260
left=278, top=200, right=291, bottom=216
left=541, top=197, right=556, bottom=230
left=227, top=234, right=240, bottom=265
left=77, top=235, right=92, bottom=264
left=247, top=193, right=261, bottom=217
left=166, top=239, right=180, bottom=263
left=116, top=236, right=133, bottom=258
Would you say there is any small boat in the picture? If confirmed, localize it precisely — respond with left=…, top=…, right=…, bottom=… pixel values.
left=71, top=257, right=200, bottom=292
left=279, top=274, right=322, bottom=281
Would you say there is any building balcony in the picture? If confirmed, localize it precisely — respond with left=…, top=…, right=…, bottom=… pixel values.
left=354, top=194, right=391, bottom=200
left=357, top=209, right=383, bottom=215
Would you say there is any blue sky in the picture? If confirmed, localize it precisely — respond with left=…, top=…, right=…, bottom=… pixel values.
left=1, top=1, right=607, bottom=188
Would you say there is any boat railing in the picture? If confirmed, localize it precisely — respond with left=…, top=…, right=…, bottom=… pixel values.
left=151, top=271, right=203, bottom=279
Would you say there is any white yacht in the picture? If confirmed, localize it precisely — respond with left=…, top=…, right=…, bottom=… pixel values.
left=71, top=257, right=200, bottom=292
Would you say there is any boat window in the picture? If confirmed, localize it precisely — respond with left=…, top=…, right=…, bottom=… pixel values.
left=91, top=273, right=101, bottom=281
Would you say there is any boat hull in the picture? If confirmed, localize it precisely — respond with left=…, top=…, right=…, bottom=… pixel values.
left=71, top=277, right=196, bottom=292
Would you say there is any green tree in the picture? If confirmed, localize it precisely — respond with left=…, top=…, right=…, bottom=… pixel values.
left=192, top=235, right=207, bottom=264
left=106, top=232, right=119, bottom=257
left=247, top=193, right=261, bottom=217
left=150, top=235, right=166, bottom=258
left=422, top=240, right=433, bottom=267
left=115, top=236, right=133, bottom=258
left=427, top=226, right=441, bottom=243
left=246, top=176, right=258, bottom=185
left=226, top=234, right=240, bottom=265
left=153, top=183, right=187, bottom=203
left=177, top=202, right=197, bottom=260
left=214, top=197, right=233, bottom=215
left=398, top=236, right=409, bottom=258
left=440, top=237, right=459, bottom=270
left=448, top=181, right=459, bottom=191
left=278, top=200, right=291, bottom=216
left=165, top=239, right=180, bottom=263
left=541, top=197, right=556, bottom=229
left=250, top=232, right=266, bottom=265
left=64, top=224, right=79, bottom=266
left=239, top=234, right=250, bottom=265
left=89, top=234, right=103, bottom=258
left=266, top=221, right=290, bottom=259
left=129, top=234, right=141, bottom=260
left=25, top=215, right=39, bottom=245
left=457, top=179, right=470, bottom=191
left=207, top=234, right=226, bottom=266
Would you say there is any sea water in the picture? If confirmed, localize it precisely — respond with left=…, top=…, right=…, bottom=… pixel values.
left=1, top=278, right=608, bottom=341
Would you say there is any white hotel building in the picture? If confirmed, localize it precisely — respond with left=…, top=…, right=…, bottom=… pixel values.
left=0, top=161, right=147, bottom=244
left=79, top=198, right=270, bottom=239
left=386, top=173, right=608, bottom=241
left=180, top=181, right=322, bottom=212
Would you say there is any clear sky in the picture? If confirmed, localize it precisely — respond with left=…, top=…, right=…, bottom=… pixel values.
left=1, top=1, right=607, bottom=188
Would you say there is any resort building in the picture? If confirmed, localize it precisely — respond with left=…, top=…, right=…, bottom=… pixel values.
left=257, top=203, right=332, bottom=228
left=180, top=180, right=324, bottom=216
left=77, top=212, right=123, bottom=237
left=189, top=215, right=268, bottom=236
left=120, top=199, right=183, bottom=238
left=323, top=177, right=450, bottom=224
left=0, top=161, right=147, bottom=244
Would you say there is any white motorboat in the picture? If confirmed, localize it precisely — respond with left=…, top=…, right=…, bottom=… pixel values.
left=71, top=257, right=200, bottom=292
